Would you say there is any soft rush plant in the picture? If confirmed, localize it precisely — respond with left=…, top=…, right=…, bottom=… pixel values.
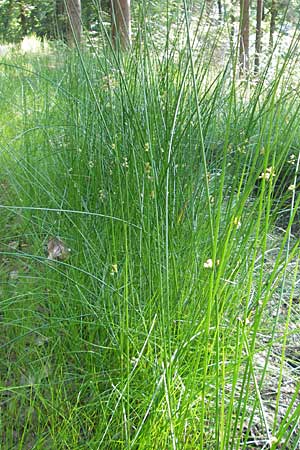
left=1, top=2, right=300, bottom=449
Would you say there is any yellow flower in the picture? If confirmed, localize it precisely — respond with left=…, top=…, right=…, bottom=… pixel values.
left=259, top=166, right=276, bottom=181
left=122, top=157, right=129, bottom=168
left=288, top=154, right=296, bottom=165
left=204, top=258, right=213, bottom=268
left=145, top=162, right=151, bottom=174
left=99, top=189, right=106, bottom=201
left=288, top=184, right=296, bottom=191
left=203, top=258, right=220, bottom=269
left=102, top=75, right=118, bottom=89
left=233, top=217, right=241, bottom=229
left=111, top=264, right=118, bottom=274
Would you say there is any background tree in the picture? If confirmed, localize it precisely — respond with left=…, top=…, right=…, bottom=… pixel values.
left=66, top=0, right=82, bottom=46
left=111, top=0, right=131, bottom=49
left=269, top=0, right=277, bottom=50
left=0, top=0, right=56, bottom=42
left=239, top=0, right=250, bottom=75
left=254, top=0, right=263, bottom=73
left=229, top=0, right=236, bottom=47
left=217, top=0, right=223, bottom=23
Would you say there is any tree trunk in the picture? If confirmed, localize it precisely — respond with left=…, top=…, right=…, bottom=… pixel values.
left=239, top=0, right=250, bottom=76
left=229, top=0, right=235, bottom=47
left=19, top=2, right=28, bottom=37
left=269, top=0, right=277, bottom=51
left=206, top=0, right=214, bottom=18
left=66, top=0, right=82, bottom=47
left=111, top=0, right=131, bottom=49
left=254, top=0, right=263, bottom=74
left=217, top=0, right=222, bottom=23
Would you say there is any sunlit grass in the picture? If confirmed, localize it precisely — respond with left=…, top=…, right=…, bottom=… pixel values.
left=1, top=6, right=300, bottom=449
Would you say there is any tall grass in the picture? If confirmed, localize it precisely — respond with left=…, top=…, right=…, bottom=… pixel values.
left=1, top=4, right=300, bottom=449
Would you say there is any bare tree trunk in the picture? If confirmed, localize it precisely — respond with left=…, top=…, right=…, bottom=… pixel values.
left=19, top=2, right=28, bottom=37
left=229, top=0, right=235, bottom=47
left=54, top=0, right=65, bottom=39
left=66, top=0, right=82, bottom=47
left=217, top=0, right=222, bottom=23
left=254, top=0, right=263, bottom=74
left=239, top=0, right=249, bottom=76
left=206, top=0, right=214, bottom=18
left=269, top=0, right=277, bottom=51
left=111, top=0, right=131, bottom=49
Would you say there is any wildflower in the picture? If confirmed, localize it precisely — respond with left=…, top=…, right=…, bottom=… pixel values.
left=288, top=184, right=296, bottom=191
left=288, top=154, right=296, bottom=165
left=259, top=166, right=276, bottom=181
left=88, top=160, right=95, bottom=169
left=203, top=259, right=220, bottom=269
left=145, top=142, right=149, bottom=152
left=145, top=162, right=151, bottom=174
left=130, top=356, right=139, bottom=366
left=111, top=143, right=116, bottom=150
left=99, top=189, right=106, bottom=201
left=233, top=217, right=241, bottom=229
left=122, top=157, right=129, bottom=168
left=102, top=75, right=117, bottom=90
left=111, top=264, right=118, bottom=274
left=209, top=195, right=215, bottom=204
left=204, top=258, right=213, bottom=268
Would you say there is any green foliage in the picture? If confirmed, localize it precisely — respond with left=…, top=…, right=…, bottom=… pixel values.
left=0, top=0, right=57, bottom=42
left=0, top=0, right=111, bottom=43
